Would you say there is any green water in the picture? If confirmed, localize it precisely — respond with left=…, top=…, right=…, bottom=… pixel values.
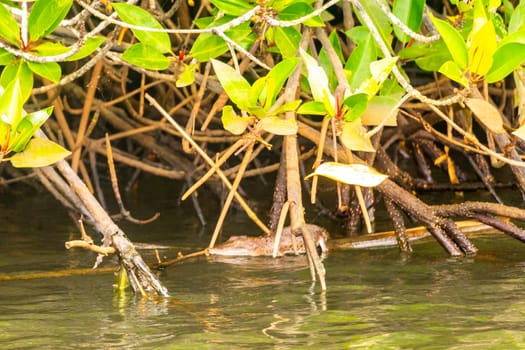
left=1, top=186, right=525, bottom=349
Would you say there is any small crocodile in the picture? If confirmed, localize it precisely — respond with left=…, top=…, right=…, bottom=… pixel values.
left=209, top=224, right=329, bottom=257
left=208, top=220, right=490, bottom=256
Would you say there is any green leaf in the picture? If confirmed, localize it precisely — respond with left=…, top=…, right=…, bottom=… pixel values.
left=27, top=61, right=61, bottom=83
left=340, top=120, right=376, bottom=152
left=0, top=76, right=24, bottom=130
left=499, top=30, right=525, bottom=47
left=269, top=99, right=302, bottom=116
left=438, top=60, right=469, bottom=86
left=259, top=116, right=298, bottom=135
left=465, top=97, right=505, bottom=133
left=211, top=59, right=252, bottom=110
left=0, top=3, right=20, bottom=46
left=398, top=40, right=452, bottom=71
left=274, top=26, right=301, bottom=59
left=509, top=2, right=525, bottom=33
left=209, top=0, right=253, bottom=16
left=278, top=2, right=324, bottom=27
left=297, top=101, right=328, bottom=115
left=486, top=43, right=525, bottom=83
left=392, top=0, right=425, bottom=43
left=112, top=3, right=171, bottom=54
left=342, top=93, right=368, bottom=123
left=9, top=138, right=71, bottom=168
left=346, top=32, right=377, bottom=91
left=176, top=63, right=198, bottom=87
left=0, top=49, right=14, bottom=66
left=429, top=13, right=468, bottom=69
left=10, top=106, right=53, bottom=152
left=190, top=33, right=229, bottom=62
left=357, top=57, right=398, bottom=97
left=305, top=162, right=388, bottom=187
left=28, top=0, right=73, bottom=41
left=190, top=23, right=254, bottom=62
left=260, top=58, right=300, bottom=108
left=30, top=41, right=70, bottom=56
left=361, top=95, right=398, bottom=126
left=67, top=36, right=106, bottom=61
left=221, top=105, right=253, bottom=135
left=121, top=43, right=170, bottom=70
left=250, top=78, right=266, bottom=108
left=319, top=30, right=344, bottom=91
left=353, top=0, right=392, bottom=48
left=299, top=48, right=335, bottom=116
left=346, top=26, right=372, bottom=45
left=0, top=61, right=33, bottom=102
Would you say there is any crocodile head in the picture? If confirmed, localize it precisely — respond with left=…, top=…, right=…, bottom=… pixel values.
left=209, top=224, right=329, bottom=257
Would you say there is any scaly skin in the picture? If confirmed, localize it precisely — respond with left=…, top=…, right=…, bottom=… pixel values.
left=209, top=224, right=329, bottom=257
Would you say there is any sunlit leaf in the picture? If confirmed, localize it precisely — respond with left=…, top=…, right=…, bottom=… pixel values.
left=319, top=30, right=344, bottom=91
left=0, top=76, right=24, bottom=130
left=306, top=162, right=388, bottom=187
left=27, top=61, right=61, bottom=83
left=342, top=93, right=368, bottom=122
left=221, top=105, right=252, bottom=135
left=122, top=43, right=170, bottom=70
left=190, top=20, right=253, bottom=61
left=278, top=2, right=324, bottom=27
left=9, top=138, right=71, bottom=168
left=392, top=0, right=425, bottom=43
left=0, top=61, right=33, bottom=102
left=190, top=33, right=229, bottom=62
left=268, top=99, right=302, bottom=116
left=0, top=49, right=14, bottom=66
left=28, top=0, right=73, bottom=41
left=31, top=42, right=70, bottom=56
left=439, top=60, right=469, bottom=86
left=353, top=0, right=392, bottom=48
left=357, top=57, right=398, bottom=97
left=429, top=13, right=468, bottom=69
left=0, top=4, right=21, bottom=46
left=209, top=0, right=253, bottom=16
left=297, top=101, right=328, bottom=115
left=361, top=95, right=398, bottom=126
left=10, top=106, right=53, bottom=152
left=468, top=13, right=497, bottom=77
left=259, top=116, right=298, bottom=135
left=486, top=43, right=525, bottom=83
left=509, top=2, right=525, bottom=33
left=340, top=120, right=376, bottom=152
left=211, top=59, right=252, bottom=110
left=274, top=27, right=301, bottom=59
left=512, top=123, right=525, bottom=141
left=112, top=3, right=171, bottom=54
left=346, top=32, right=377, bottom=91
left=399, top=40, right=452, bottom=72
left=67, top=36, right=106, bottom=61
left=299, top=48, right=335, bottom=116
left=465, top=97, right=505, bottom=133
left=176, top=63, right=197, bottom=87
left=260, top=58, right=299, bottom=108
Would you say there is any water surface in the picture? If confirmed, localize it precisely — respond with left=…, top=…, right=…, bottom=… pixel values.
left=1, top=186, right=525, bottom=349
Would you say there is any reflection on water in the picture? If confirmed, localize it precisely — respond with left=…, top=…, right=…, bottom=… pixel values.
left=2, top=190, right=525, bottom=349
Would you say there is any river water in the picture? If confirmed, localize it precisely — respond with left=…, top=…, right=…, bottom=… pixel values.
left=1, top=179, right=525, bottom=349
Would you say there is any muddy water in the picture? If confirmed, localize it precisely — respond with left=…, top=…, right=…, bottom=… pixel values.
left=1, top=180, right=525, bottom=349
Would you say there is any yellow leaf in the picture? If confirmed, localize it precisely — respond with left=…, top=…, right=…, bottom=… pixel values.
left=306, top=162, right=388, bottom=187
left=340, top=120, right=376, bottom=152
left=468, top=20, right=497, bottom=77
left=360, top=96, right=398, bottom=126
